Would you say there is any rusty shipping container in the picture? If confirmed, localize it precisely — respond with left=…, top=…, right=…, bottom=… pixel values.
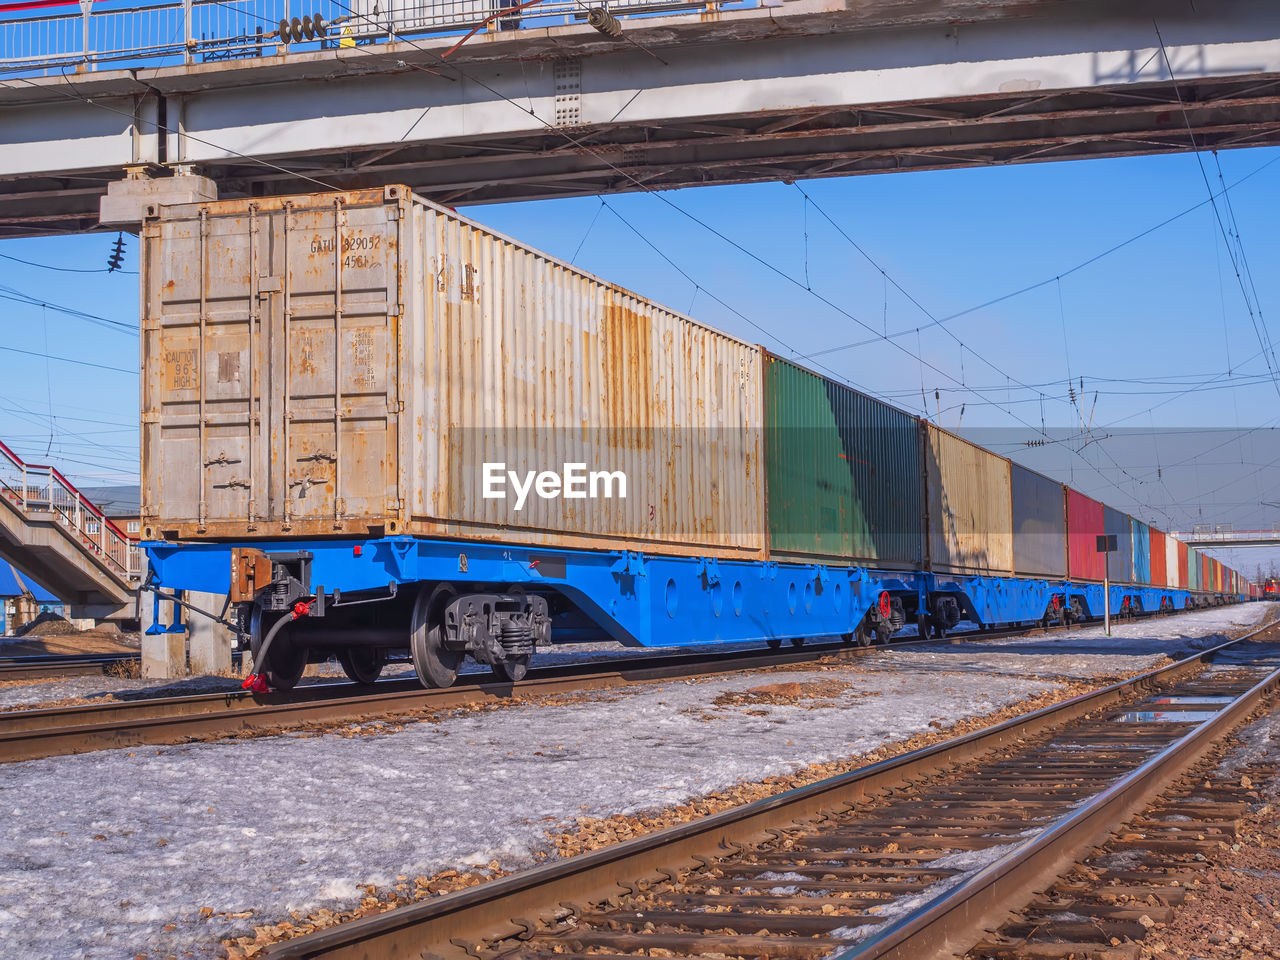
left=921, top=423, right=1013, bottom=574
left=140, top=187, right=767, bottom=557
left=1176, top=538, right=1189, bottom=590
left=1010, top=463, right=1066, bottom=578
left=1065, top=488, right=1106, bottom=582
left=1150, top=526, right=1167, bottom=589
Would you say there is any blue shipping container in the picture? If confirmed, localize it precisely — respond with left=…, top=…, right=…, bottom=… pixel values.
left=1131, top=519, right=1152, bottom=585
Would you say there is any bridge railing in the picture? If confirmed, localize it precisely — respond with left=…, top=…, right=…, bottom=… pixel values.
left=0, top=440, right=142, bottom=581
left=1, top=0, right=746, bottom=75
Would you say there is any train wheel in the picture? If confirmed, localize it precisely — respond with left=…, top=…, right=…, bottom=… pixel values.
left=766, top=636, right=784, bottom=649
left=410, top=583, right=463, bottom=689
left=854, top=620, right=876, bottom=646
left=338, top=647, right=385, bottom=685
left=249, top=606, right=307, bottom=692
left=789, top=636, right=806, bottom=648
left=491, top=655, right=530, bottom=683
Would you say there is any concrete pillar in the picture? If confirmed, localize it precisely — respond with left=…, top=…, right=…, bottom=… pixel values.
left=187, top=590, right=235, bottom=675
left=141, top=632, right=186, bottom=678
left=140, top=589, right=186, bottom=679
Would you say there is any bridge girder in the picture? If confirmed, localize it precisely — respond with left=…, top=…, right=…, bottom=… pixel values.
left=2, top=0, right=1280, bottom=235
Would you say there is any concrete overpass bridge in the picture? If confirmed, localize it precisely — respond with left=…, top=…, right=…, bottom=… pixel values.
left=1172, top=528, right=1280, bottom=548
left=0, top=442, right=140, bottom=621
left=2, top=0, right=1280, bottom=236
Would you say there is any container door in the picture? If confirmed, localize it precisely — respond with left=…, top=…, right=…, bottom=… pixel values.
left=142, top=207, right=261, bottom=536
left=262, top=196, right=403, bottom=531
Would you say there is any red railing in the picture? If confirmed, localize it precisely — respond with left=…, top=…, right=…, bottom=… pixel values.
left=0, top=439, right=141, bottom=580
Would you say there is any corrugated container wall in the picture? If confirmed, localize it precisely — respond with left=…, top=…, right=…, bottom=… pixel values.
left=1131, top=519, right=1151, bottom=584
left=1177, top=539, right=1189, bottom=590
left=140, top=187, right=767, bottom=557
left=1165, top=535, right=1179, bottom=589
left=1150, top=527, right=1167, bottom=588
left=763, top=355, right=922, bottom=567
left=1188, top=548, right=1200, bottom=591
left=1010, top=464, right=1067, bottom=578
left=1103, top=507, right=1133, bottom=584
left=921, top=423, right=1013, bottom=574
left=1066, top=489, right=1106, bottom=581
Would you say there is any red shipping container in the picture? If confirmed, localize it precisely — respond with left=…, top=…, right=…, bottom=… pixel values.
left=1177, top=539, right=1189, bottom=590
left=1066, top=488, right=1106, bottom=581
left=1149, top=527, right=1167, bottom=588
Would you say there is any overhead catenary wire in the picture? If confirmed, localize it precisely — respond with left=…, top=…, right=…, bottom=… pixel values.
left=5, top=12, right=1276, bottom=522
left=4, top=9, right=1186, bottom=515
left=0, top=250, right=137, bottom=275
left=1153, top=19, right=1280, bottom=403
left=0, top=287, right=136, bottom=335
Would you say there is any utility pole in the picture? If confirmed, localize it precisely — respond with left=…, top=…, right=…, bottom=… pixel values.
left=1097, top=534, right=1117, bottom=636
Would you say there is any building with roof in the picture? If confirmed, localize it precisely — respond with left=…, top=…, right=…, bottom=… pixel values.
left=0, top=564, right=63, bottom=635
left=75, top=484, right=141, bottom=539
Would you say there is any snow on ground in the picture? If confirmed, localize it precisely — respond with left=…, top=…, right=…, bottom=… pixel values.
left=0, top=603, right=1273, bottom=959
left=868, top=602, right=1274, bottom=681
left=0, top=666, right=1055, bottom=958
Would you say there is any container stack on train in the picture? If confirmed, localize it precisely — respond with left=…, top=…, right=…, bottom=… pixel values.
left=135, top=186, right=1254, bottom=689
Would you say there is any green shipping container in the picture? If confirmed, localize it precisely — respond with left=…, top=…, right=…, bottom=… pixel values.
left=764, top=354, right=922, bottom=567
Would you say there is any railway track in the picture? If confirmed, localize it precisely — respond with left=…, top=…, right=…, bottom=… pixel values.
left=258, top=618, right=1280, bottom=960
left=965, top=738, right=1275, bottom=958
left=0, top=607, right=1231, bottom=764
left=0, top=651, right=140, bottom=681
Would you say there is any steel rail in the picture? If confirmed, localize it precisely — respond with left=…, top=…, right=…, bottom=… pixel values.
left=260, top=617, right=1280, bottom=960
left=0, top=608, right=1190, bottom=762
left=0, top=652, right=139, bottom=680
left=839, top=635, right=1280, bottom=960
left=0, top=638, right=895, bottom=762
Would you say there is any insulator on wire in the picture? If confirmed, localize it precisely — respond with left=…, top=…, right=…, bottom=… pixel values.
left=277, top=12, right=325, bottom=43
left=107, top=233, right=125, bottom=273
left=588, top=7, right=623, bottom=37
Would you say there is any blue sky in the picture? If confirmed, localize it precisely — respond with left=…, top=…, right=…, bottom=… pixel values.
left=1, top=145, right=1278, bottom=554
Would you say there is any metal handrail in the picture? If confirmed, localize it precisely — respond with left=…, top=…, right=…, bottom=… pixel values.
left=0, top=439, right=142, bottom=580
left=1, top=0, right=745, bottom=75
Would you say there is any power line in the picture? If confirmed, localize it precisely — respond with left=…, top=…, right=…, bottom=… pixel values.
left=801, top=151, right=1280, bottom=361
left=1153, top=19, right=1280, bottom=403
left=0, top=250, right=137, bottom=275
left=0, top=343, right=134, bottom=373
left=0, top=286, right=136, bottom=335
left=12, top=13, right=1272, bottom=524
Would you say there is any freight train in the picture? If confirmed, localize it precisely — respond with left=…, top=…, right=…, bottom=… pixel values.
left=137, top=187, right=1254, bottom=691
